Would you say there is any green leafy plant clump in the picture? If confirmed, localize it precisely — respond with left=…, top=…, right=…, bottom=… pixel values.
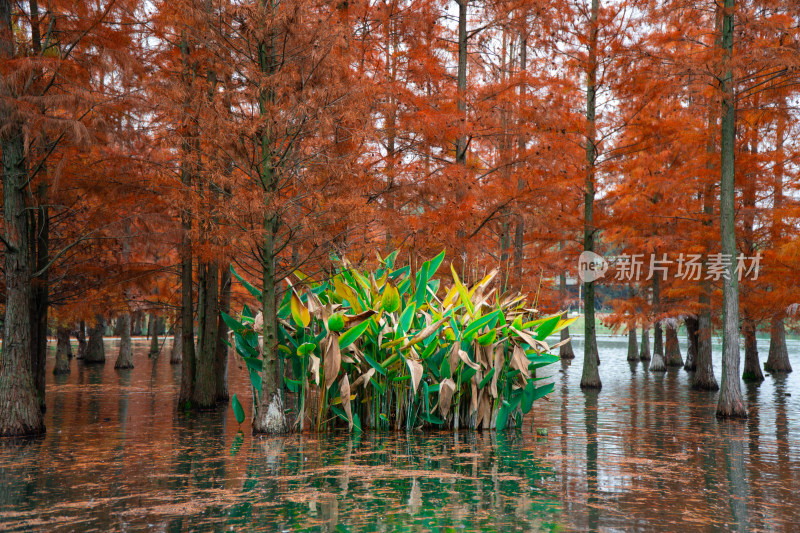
left=223, top=251, right=575, bottom=432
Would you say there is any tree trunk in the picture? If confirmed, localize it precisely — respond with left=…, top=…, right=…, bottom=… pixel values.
left=741, top=317, right=763, bottom=382
left=76, top=320, right=87, bottom=359
left=252, top=7, right=287, bottom=434
left=84, top=316, right=106, bottom=365
left=132, top=311, right=143, bottom=336
left=558, top=281, right=575, bottom=360
left=171, top=319, right=182, bottom=365
left=684, top=316, right=699, bottom=371
left=0, top=0, right=43, bottom=435
left=149, top=314, right=163, bottom=359
left=627, top=326, right=638, bottom=361
left=649, top=276, right=667, bottom=372
left=455, top=0, right=467, bottom=165
left=579, top=0, right=601, bottom=390
left=177, top=30, right=197, bottom=410
left=693, top=294, right=719, bottom=390
left=53, top=326, right=71, bottom=375
left=765, top=318, right=792, bottom=373
left=193, top=263, right=219, bottom=408
left=253, top=229, right=286, bottom=433
left=716, top=0, right=745, bottom=419
left=115, top=313, right=134, bottom=369
left=639, top=327, right=650, bottom=361
left=665, top=322, right=683, bottom=367
left=215, top=265, right=231, bottom=402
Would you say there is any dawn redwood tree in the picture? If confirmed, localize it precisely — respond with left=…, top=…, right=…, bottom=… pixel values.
left=716, top=0, right=746, bottom=419
left=0, top=0, right=42, bottom=436
left=580, top=0, right=601, bottom=390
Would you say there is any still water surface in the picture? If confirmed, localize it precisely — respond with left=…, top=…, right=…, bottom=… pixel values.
left=1, top=335, right=799, bottom=531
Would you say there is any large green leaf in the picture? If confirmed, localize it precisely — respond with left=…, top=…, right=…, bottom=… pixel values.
left=535, top=315, right=562, bottom=341
left=339, top=318, right=373, bottom=349
left=398, top=302, right=416, bottom=338
left=221, top=311, right=245, bottom=334
left=231, top=266, right=262, bottom=302
left=231, top=394, right=245, bottom=424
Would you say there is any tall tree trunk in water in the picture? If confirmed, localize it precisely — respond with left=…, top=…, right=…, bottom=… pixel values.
left=764, top=97, right=791, bottom=374
left=0, top=0, right=44, bottom=436
left=132, top=312, right=143, bottom=336
left=148, top=313, right=158, bottom=356
left=513, top=29, right=527, bottom=287
left=684, top=316, right=699, bottom=371
left=716, top=0, right=745, bottom=418
left=627, top=327, right=638, bottom=361
left=177, top=31, right=196, bottom=409
left=76, top=320, right=87, bottom=359
left=149, top=315, right=164, bottom=359
left=626, top=286, right=638, bottom=361
left=27, top=0, right=48, bottom=414
left=580, top=0, right=601, bottom=390
left=215, top=265, right=231, bottom=402
left=640, top=327, right=650, bottom=360
left=765, top=318, right=792, bottom=373
left=252, top=1, right=286, bottom=434
left=741, top=318, right=763, bottom=381
left=559, top=269, right=574, bottom=359
left=84, top=316, right=106, bottom=364
left=171, top=319, right=182, bottom=365
left=193, top=264, right=219, bottom=408
left=29, top=209, right=48, bottom=411
left=694, top=6, right=723, bottom=392
left=53, top=326, right=71, bottom=375
left=740, top=134, right=761, bottom=382
left=559, top=313, right=575, bottom=360
left=115, top=313, right=134, bottom=369
left=665, top=321, right=683, bottom=367
left=649, top=276, right=667, bottom=371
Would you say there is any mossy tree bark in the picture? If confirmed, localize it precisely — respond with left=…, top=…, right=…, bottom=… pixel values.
left=53, top=327, right=71, bottom=375
left=580, top=0, right=601, bottom=390
left=115, top=313, right=134, bottom=369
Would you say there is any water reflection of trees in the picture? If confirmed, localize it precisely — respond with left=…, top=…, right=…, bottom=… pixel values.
left=223, top=432, right=562, bottom=531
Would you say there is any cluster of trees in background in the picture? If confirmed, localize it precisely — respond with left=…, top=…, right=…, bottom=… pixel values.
left=0, top=0, right=798, bottom=436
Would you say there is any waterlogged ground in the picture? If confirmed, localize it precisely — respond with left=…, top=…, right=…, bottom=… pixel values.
left=1, top=335, right=800, bottom=531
